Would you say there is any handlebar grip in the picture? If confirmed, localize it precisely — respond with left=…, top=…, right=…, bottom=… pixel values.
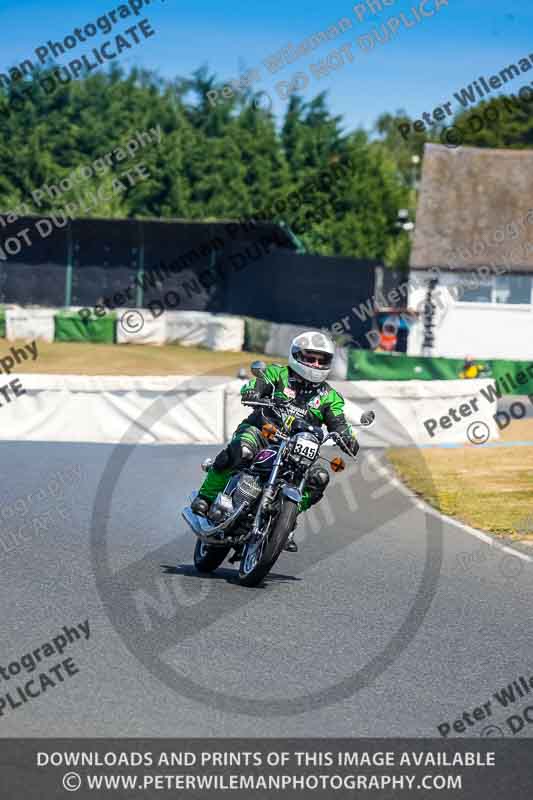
left=334, top=433, right=356, bottom=457
left=243, top=399, right=288, bottom=408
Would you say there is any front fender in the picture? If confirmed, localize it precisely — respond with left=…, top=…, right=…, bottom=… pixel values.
left=281, top=485, right=301, bottom=504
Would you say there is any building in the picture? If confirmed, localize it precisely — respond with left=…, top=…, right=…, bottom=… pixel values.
left=408, top=144, right=533, bottom=360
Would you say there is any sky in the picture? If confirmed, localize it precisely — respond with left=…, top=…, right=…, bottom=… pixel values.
left=1, top=0, right=530, bottom=133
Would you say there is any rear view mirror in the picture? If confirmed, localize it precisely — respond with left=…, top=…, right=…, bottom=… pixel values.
left=360, top=410, right=375, bottom=428
left=250, top=360, right=276, bottom=395
left=251, top=360, right=267, bottom=378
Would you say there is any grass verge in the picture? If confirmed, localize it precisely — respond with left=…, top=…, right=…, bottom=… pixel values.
left=388, top=433, right=533, bottom=538
left=4, top=340, right=279, bottom=376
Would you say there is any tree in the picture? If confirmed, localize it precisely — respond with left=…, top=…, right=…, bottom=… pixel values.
left=438, top=94, right=533, bottom=149
left=0, top=63, right=413, bottom=267
left=373, top=111, right=426, bottom=186
left=312, top=132, right=410, bottom=261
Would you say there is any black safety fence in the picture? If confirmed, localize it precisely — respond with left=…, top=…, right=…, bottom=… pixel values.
left=0, top=216, right=294, bottom=308
left=0, top=216, right=384, bottom=337
left=218, top=250, right=377, bottom=344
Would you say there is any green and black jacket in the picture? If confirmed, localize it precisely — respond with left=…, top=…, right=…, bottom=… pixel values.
left=241, top=363, right=355, bottom=439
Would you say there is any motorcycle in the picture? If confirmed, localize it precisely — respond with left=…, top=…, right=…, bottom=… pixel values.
left=182, top=361, right=376, bottom=587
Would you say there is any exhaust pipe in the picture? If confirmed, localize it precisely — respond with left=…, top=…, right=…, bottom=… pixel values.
left=181, top=503, right=246, bottom=542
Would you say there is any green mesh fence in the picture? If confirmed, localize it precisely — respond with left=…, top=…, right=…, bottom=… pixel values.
left=243, top=317, right=273, bottom=353
left=347, top=350, right=533, bottom=395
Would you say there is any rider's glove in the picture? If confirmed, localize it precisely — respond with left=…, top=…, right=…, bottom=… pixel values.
left=241, top=388, right=261, bottom=403
left=338, top=426, right=359, bottom=457
left=344, top=436, right=359, bottom=457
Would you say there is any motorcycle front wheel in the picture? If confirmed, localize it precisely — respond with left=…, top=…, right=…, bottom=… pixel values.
left=193, top=539, right=230, bottom=573
left=238, top=499, right=298, bottom=587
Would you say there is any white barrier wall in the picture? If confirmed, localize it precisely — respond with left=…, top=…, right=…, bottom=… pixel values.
left=116, top=311, right=167, bottom=345
left=206, top=316, right=245, bottom=352
left=164, top=311, right=213, bottom=347
left=0, top=375, right=227, bottom=444
left=3, top=307, right=245, bottom=352
left=116, top=309, right=245, bottom=350
left=226, top=379, right=497, bottom=447
left=0, top=375, right=497, bottom=447
left=5, top=308, right=56, bottom=342
left=336, top=379, right=500, bottom=447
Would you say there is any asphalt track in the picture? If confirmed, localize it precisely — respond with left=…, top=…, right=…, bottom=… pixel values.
left=1, top=440, right=532, bottom=738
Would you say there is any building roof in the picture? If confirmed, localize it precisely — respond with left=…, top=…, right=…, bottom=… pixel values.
left=410, top=143, right=533, bottom=273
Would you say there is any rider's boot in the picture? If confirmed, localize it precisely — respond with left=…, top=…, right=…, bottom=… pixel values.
left=191, top=495, right=211, bottom=516
left=284, top=485, right=323, bottom=553
left=285, top=527, right=298, bottom=552
left=191, top=462, right=233, bottom=517
left=285, top=508, right=300, bottom=551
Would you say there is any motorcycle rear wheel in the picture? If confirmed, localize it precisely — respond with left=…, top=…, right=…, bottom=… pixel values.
left=238, top=499, right=298, bottom=587
left=193, top=539, right=230, bottom=573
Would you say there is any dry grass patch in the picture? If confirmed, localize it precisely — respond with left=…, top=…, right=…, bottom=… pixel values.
left=387, top=442, right=533, bottom=538
left=498, top=417, right=533, bottom=442
left=6, top=340, right=279, bottom=376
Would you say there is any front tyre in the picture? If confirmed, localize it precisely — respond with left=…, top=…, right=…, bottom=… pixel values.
left=193, top=539, right=230, bottom=573
left=238, top=499, right=298, bottom=587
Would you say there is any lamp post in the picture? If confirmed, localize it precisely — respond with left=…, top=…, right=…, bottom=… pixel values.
left=396, top=208, right=414, bottom=233
left=411, top=154, right=420, bottom=189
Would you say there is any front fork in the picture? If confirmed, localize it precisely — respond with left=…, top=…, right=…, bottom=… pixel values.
left=249, top=442, right=308, bottom=542
left=249, top=440, right=287, bottom=542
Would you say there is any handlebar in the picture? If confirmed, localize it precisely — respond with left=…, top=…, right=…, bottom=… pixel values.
left=242, top=398, right=290, bottom=410
left=243, top=401, right=358, bottom=458
left=243, top=401, right=372, bottom=453
left=325, top=431, right=358, bottom=458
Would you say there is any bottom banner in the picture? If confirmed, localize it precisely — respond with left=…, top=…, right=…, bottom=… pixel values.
left=0, top=739, right=531, bottom=798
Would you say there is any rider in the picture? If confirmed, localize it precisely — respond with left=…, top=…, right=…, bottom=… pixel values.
left=191, top=331, right=360, bottom=551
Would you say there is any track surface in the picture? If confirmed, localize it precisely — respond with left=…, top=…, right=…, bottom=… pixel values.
left=1, top=440, right=532, bottom=737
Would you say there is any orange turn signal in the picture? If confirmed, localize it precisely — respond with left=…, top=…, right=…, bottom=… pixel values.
left=261, top=423, right=278, bottom=440
left=330, top=456, right=345, bottom=472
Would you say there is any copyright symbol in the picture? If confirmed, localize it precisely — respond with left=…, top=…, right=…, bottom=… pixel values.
left=481, top=725, right=504, bottom=737
left=63, top=772, right=82, bottom=791
left=252, top=91, right=273, bottom=112
left=440, top=125, right=464, bottom=148
left=467, top=421, right=490, bottom=445
left=78, top=308, right=92, bottom=322
left=499, top=554, right=524, bottom=580
left=120, top=310, right=145, bottom=334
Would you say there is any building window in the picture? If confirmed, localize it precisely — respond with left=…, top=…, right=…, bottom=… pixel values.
left=457, top=273, right=532, bottom=304
left=459, top=278, right=492, bottom=303
left=494, top=274, right=532, bottom=304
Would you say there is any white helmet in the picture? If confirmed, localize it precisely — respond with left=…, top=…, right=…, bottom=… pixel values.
left=288, top=331, right=335, bottom=384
